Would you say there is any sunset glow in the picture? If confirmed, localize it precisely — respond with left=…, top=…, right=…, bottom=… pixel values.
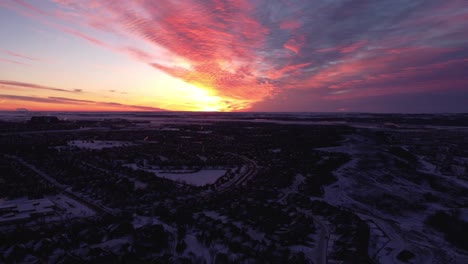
left=0, top=0, right=467, bottom=112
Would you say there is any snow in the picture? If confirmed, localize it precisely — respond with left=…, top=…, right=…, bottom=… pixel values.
left=124, top=164, right=227, bottom=186
left=91, top=237, right=131, bottom=252
left=278, top=174, right=305, bottom=203
left=270, top=148, right=282, bottom=153
left=156, top=170, right=227, bottom=186
left=50, top=194, right=95, bottom=218
left=183, top=234, right=213, bottom=262
left=318, top=132, right=468, bottom=263
left=203, top=211, right=228, bottom=221
left=290, top=245, right=314, bottom=253
left=133, top=181, right=148, bottom=190
left=132, top=215, right=219, bottom=261
left=203, top=211, right=265, bottom=242
left=246, top=228, right=265, bottom=241
left=158, top=155, right=169, bottom=161
left=418, top=155, right=468, bottom=189
left=0, top=195, right=95, bottom=229
left=67, top=140, right=133, bottom=150
left=132, top=215, right=176, bottom=233
left=418, top=156, right=437, bottom=173
left=160, top=127, right=180, bottom=131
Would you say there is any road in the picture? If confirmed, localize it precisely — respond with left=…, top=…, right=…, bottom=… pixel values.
left=313, top=216, right=329, bottom=264
left=7, top=155, right=115, bottom=215
left=293, top=206, right=329, bottom=264
left=210, top=153, right=259, bottom=194
left=212, top=154, right=330, bottom=264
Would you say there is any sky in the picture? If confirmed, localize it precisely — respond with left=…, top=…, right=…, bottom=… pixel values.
left=0, top=0, right=467, bottom=112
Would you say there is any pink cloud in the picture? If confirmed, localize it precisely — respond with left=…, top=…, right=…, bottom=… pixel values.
left=316, top=40, right=367, bottom=54
left=0, top=80, right=82, bottom=93
left=12, top=0, right=49, bottom=16
left=59, top=27, right=107, bottom=47
left=5, top=0, right=468, bottom=112
left=0, top=93, right=165, bottom=111
left=284, top=35, right=306, bottom=54
left=268, top=62, right=312, bottom=79
left=280, top=20, right=302, bottom=30
left=0, top=57, right=30, bottom=66
left=6, top=51, right=41, bottom=61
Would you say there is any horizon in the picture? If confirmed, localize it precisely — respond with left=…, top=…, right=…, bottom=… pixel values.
left=1, top=110, right=468, bottom=115
left=1, top=1, right=468, bottom=112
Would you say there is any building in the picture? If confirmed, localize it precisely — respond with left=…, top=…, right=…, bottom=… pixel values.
left=0, top=198, right=56, bottom=225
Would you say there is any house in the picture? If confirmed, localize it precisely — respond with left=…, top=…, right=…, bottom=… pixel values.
left=0, top=198, right=56, bottom=225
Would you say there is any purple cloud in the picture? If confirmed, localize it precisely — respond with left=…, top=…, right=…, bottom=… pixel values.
left=5, top=0, right=468, bottom=112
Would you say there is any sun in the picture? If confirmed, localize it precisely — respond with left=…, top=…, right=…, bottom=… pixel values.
left=157, top=78, right=251, bottom=112
left=181, top=83, right=225, bottom=111
left=200, top=105, right=221, bottom=112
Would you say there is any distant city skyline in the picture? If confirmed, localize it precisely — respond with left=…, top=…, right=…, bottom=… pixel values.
left=0, top=0, right=467, bottom=112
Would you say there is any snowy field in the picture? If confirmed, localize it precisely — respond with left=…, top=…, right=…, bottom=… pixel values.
left=319, top=132, right=468, bottom=263
left=124, top=164, right=226, bottom=186
left=68, top=140, right=133, bottom=150
left=0, top=195, right=95, bottom=230
left=156, top=170, right=227, bottom=186
left=50, top=194, right=95, bottom=218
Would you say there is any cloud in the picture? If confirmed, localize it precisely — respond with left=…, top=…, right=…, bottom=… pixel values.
left=5, top=51, right=41, bottom=61
left=59, top=26, right=107, bottom=47
left=0, top=94, right=62, bottom=104
left=0, top=94, right=165, bottom=111
left=0, top=80, right=82, bottom=93
left=6, top=0, right=468, bottom=112
left=12, top=0, right=49, bottom=16
left=341, top=91, right=468, bottom=113
left=47, top=96, right=165, bottom=110
left=251, top=89, right=468, bottom=113
left=316, top=41, right=368, bottom=54
left=0, top=57, right=30, bottom=66
left=109, top=89, right=128, bottom=94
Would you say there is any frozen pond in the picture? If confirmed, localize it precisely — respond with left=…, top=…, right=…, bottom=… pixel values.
left=156, top=170, right=227, bottom=186
left=124, top=164, right=226, bottom=186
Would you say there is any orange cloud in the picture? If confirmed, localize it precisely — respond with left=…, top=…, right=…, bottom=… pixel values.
left=0, top=94, right=165, bottom=111
left=5, top=0, right=468, bottom=112
left=0, top=80, right=82, bottom=93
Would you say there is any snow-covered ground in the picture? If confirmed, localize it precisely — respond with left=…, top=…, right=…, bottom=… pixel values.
left=124, top=163, right=227, bottom=186
left=132, top=215, right=176, bottom=232
left=156, top=170, right=227, bottom=186
left=0, top=195, right=95, bottom=230
left=278, top=174, right=304, bottom=203
left=50, top=194, right=95, bottom=218
left=67, top=140, right=133, bottom=150
left=132, top=214, right=229, bottom=263
left=319, top=132, right=468, bottom=263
